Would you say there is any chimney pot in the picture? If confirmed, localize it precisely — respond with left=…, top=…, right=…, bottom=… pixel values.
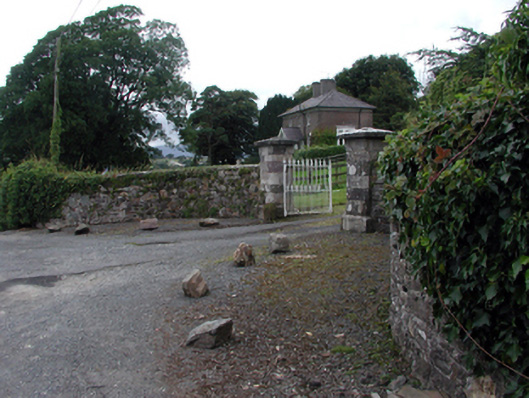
left=312, top=82, right=321, bottom=98
left=320, top=79, right=336, bottom=95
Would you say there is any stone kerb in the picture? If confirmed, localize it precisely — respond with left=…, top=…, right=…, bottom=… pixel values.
left=255, top=137, right=297, bottom=217
left=340, top=128, right=393, bottom=233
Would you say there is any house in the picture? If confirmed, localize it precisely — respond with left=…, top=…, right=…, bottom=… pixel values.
left=279, top=79, right=375, bottom=145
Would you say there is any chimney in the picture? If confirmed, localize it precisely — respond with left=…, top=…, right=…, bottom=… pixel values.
left=312, top=82, right=321, bottom=98
left=320, top=79, right=336, bottom=95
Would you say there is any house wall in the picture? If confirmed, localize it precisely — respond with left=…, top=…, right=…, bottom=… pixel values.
left=282, top=108, right=373, bottom=139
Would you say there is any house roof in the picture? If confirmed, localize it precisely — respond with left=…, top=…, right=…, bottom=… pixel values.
left=279, top=89, right=375, bottom=117
left=278, top=127, right=303, bottom=142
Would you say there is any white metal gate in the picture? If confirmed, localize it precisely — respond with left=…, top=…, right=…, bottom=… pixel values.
left=283, top=158, right=332, bottom=217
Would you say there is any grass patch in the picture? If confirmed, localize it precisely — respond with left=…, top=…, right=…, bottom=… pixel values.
left=331, top=345, right=357, bottom=354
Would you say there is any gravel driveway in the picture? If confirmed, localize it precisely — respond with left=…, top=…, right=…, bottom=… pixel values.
left=0, top=217, right=339, bottom=397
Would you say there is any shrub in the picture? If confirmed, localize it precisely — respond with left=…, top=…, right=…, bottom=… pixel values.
left=310, top=128, right=337, bottom=146
left=0, top=159, right=70, bottom=230
left=293, top=145, right=345, bottom=160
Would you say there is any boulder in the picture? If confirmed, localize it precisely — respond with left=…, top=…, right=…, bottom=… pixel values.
left=233, top=242, right=255, bottom=267
left=182, top=269, right=209, bottom=298
left=185, top=318, right=233, bottom=349
left=46, top=223, right=62, bottom=233
left=139, top=218, right=159, bottom=231
left=74, top=223, right=90, bottom=235
left=199, top=218, right=220, bottom=227
left=269, top=233, right=290, bottom=253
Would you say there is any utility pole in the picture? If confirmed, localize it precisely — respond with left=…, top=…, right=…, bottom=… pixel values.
left=49, top=36, right=62, bottom=164
left=52, top=36, right=61, bottom=122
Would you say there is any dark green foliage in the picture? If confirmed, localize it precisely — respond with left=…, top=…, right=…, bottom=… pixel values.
left=292, top=85, right=312, bottom=103
left=335, top=54, right=419, bottom=131
left=293, top=145, right=345, bottom=160
left=414, top=28, right=493, bottom=106
left=0, top=159, right=70, bottom=229
left=379, top=4, right=529, bottom=396
left=257, top=94, right=297, bottom=141
left=310, top=128, right=337, bottom=147
left=180, top=86, right=258, bottom=165
left=0, top=5, right=191, bottom=170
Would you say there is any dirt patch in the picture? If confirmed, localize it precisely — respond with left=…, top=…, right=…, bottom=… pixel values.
left=157, top=231, right=410, bottom=397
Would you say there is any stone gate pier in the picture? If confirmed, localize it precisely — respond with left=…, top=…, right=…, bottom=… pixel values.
left=255, top=137, right=297, bottom=218
left=340, top=127, right=393, bottom=233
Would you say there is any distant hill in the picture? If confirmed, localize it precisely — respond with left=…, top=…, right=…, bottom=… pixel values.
left=151, top=144, right=193, bottom=158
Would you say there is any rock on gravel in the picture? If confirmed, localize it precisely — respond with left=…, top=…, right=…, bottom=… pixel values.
left=182, top=269, right=209, bottom=298
left=185, top=318, right=233, bottom=349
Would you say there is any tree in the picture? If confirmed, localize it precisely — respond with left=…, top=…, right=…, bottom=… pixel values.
left=180, top=86, right=258, bottom=165
left=0, top=5, right=191, bottom=170
left=257, top=94, right=297, bottom=141
left=413, top=28, right=492, bottom=106
left=335, top=54, right=419, bottom=130
left=292, top=85, right=312, bottom=103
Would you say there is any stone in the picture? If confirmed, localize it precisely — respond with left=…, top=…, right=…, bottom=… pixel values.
left=46, top=223, right=62, bottom=233
left=182, top=269, right=209, bottom=298
left=185, top=318, right=233, bottom=349
left=74, top=223, right=90, bottom=235
left=464, top=376, right=498, bottom=398
left=389, top=385, right=446, bottom=398
left=139, top=218, right=159, bottom=231
left=233, top=242, right=255, bottom=267
left=269, top=233, right=290, bottom=253
left=199, top=218, right=220, bottom=227
left=388, top=375, right=407, bottom=392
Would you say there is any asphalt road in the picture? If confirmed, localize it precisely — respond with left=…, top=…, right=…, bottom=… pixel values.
left=0, top=216, right=340, bottom=398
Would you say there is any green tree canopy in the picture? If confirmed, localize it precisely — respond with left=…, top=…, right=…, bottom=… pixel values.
left=257, top=94, right=297, bottom=141
left=335, top=54, right=420, bottom=130
left=179, top=86, right=258, bottom=165
left=292, top=84, right=312, bottom=104
left=414, top=27, right=493, bottom=106
left=0, top=5, right=191, bottom=170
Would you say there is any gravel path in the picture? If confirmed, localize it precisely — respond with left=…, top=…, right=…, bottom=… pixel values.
left=0, top=216, right=340, bottom=397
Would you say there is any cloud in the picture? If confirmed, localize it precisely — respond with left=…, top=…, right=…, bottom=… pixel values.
left=0, top=0, right=518, bottom=110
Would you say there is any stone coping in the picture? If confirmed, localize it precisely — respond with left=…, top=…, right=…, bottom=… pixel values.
left=254, top=137, right=298, bottom=147
left=339, top=127, right=394, bottom=140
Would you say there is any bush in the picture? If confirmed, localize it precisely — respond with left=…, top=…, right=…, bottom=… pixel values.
left=310, top=128, right=337, bottom=146
left=0, top=159, right=70, bottom=230
left=293, top=145, right=345, bottom=160
left=379, top=4, right=529, bottom=396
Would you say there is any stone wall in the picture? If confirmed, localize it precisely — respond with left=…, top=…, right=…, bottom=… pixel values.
left=53, top=165, right=263, bottom=226
left=389, top=229, right=470, bottom=397
left=390, top=230, right=502, bottom=397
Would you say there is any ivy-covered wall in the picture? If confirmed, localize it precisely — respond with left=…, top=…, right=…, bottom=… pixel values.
left=53, top=165, right=262, bottom=226
left=380, top=4, right=529, bottom=397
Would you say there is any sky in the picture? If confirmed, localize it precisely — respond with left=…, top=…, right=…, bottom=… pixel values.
left=0, top=0, right=519, bottom=111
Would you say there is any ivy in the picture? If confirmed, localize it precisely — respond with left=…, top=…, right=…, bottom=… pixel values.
left=379, top=3, right=529, bottom=396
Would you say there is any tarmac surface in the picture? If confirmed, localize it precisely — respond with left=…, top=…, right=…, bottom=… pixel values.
left=0, top=216, right=339, bottom=397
